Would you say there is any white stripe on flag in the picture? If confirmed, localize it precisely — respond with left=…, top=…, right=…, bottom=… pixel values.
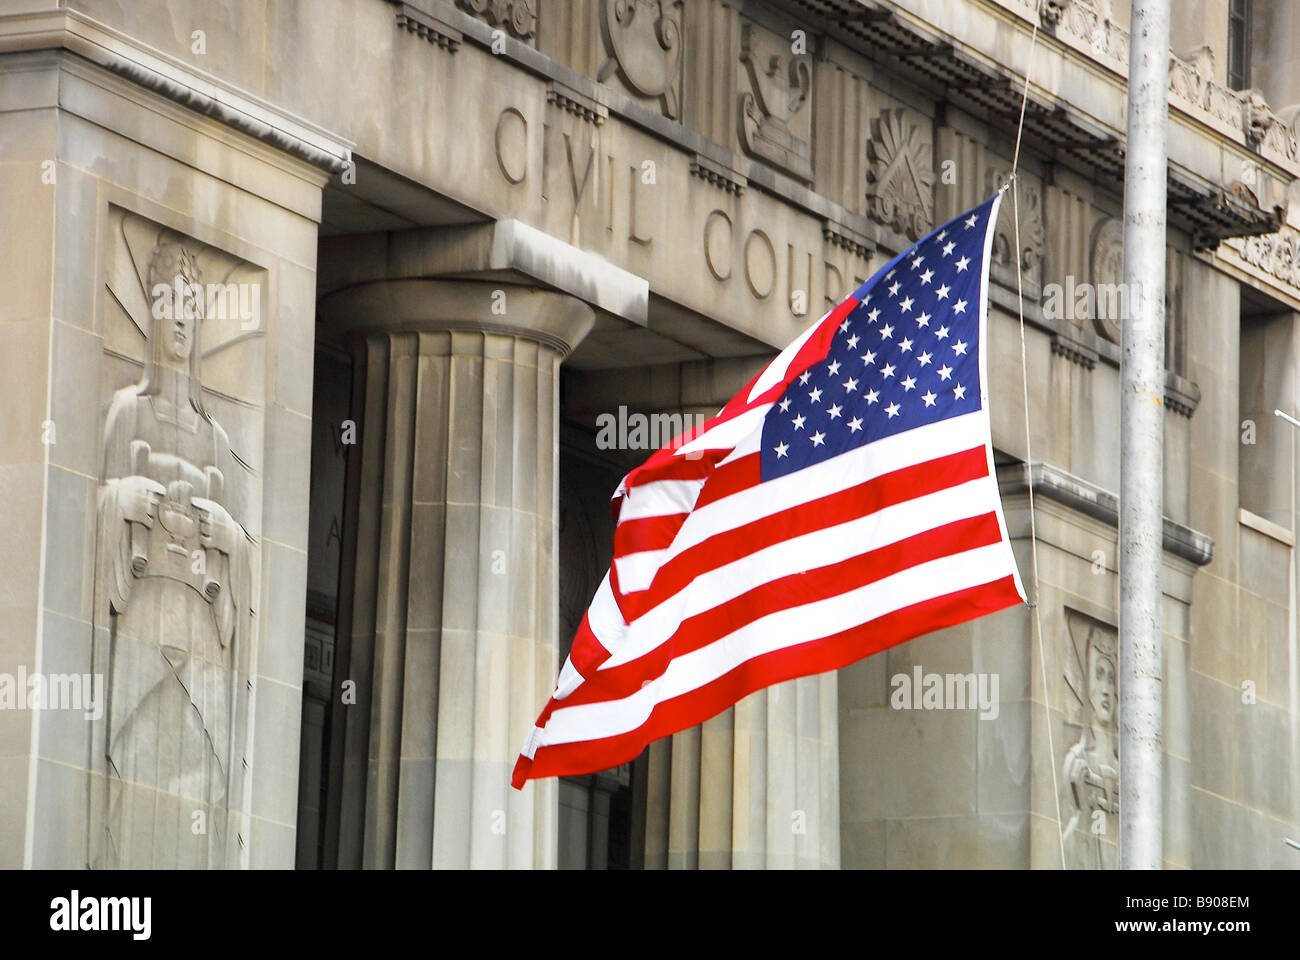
left=537, top=541, right=1017, bottom=746
left=746, top=311, right=829, bottom=402
left=601, top=475, right=1002, bottom=669
left=665, top=411, right=987, bottom=559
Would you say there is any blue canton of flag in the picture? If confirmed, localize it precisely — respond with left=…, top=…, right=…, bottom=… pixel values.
left=762, top=196, right=998, bottom=480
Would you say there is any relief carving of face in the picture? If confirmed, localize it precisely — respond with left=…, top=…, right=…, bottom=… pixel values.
left=1088, top=645, right=1116, bottom=726
left=147, top=240, right=204, bottom=370
left=167, top=300, right=196, bottom=362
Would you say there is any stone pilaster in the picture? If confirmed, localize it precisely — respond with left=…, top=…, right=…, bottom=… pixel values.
left=595, top=376, right=841, bottom=871
left=319, top=279, right=593, bottom=869
left=642, top=676, right=841, bottom=869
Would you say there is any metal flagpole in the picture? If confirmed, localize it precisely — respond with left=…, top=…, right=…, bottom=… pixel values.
left=1119, top=0, right=1171, bottom=870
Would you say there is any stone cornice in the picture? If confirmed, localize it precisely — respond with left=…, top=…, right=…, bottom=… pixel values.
left=782, top=0, right=1293, bottom=245
left=980, top=0, right=1300, bottom=175
left=318, top=218, right=650, bottom=326
left=317, top=279, right=597, bottom=357
left=0, top=8, right=353, bottom=176
left=997, top=460, right=1216, bottom=566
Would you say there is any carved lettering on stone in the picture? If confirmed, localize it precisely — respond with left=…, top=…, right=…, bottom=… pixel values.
left=738, top=21, right=813, bottom=182
left=598, top=0, right=684, bottom=120
left=866, top=109, right=935, bottom=241
left=1060, top=610, right=1118, bottom=870
left=91, top=212, right=261, bottom=869
left=494, top=107, right=528, bottom=184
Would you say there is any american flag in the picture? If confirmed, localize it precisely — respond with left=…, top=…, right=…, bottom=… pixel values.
left=512, top=194, right=1025, bottom=788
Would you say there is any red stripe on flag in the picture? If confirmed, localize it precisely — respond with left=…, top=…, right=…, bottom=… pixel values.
left=557, top=511, right=1006, bottom=708
left=640, top=445, right=990, bottom=611
left=690, top=453, right=762, bottom=510
left=511, top=573, right=1022, bottom=787
left=613, top=514, right=690, bottom=556
left=566, top=611, right=611, bottom=679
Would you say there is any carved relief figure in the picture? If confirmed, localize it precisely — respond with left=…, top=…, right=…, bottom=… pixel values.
left=1060, top=613, right=1118, bottom=870
left=739, top=22, right=813, bottom=181
left=598, top=0, right=683, bottom=119
left=1088, top=216, right=1125, bottom=343
left=985, top=167, right=1046, bottom=298
left=1088, top=216, right=1183, bottom=364
left=866, top=109, right=935, bottom=240
left=92, top=236, right=255, bottom=869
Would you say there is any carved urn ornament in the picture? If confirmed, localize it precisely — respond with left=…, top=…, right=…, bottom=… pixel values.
left=739, top=22, right=813, bottom=181
left=598, top=0, right=684, bottom=119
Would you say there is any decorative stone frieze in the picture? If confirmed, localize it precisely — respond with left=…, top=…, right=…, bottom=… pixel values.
left=865, top=108, right=935, bottom=241
left=1237, top=227, right=1300, bottom=290
left=597, top=0, right=684, bottom=120
left=392, top=1, right=463, bottom=52
left=738, top=21, right=813, bottom=182
left=986, top=167, right=1046, bottom=299
left=456, top=0, right=537, bottom=41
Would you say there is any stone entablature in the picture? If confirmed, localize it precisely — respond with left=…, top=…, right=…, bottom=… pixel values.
left=997, top=461, right=1215, bottom=567
left=990, top=0, right=1300, bottom=171
left=0, top=7, right=353, bottom=177
left=1220, top=226, right=1300, bottom=309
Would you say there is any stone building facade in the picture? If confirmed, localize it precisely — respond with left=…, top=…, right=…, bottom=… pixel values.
left=1, top=0, right=1299, bottom=869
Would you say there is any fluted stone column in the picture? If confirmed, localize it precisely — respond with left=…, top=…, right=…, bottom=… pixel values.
left=642, top=676, right=840, bottom=869
left=320, top=280, right=593, bottom=869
